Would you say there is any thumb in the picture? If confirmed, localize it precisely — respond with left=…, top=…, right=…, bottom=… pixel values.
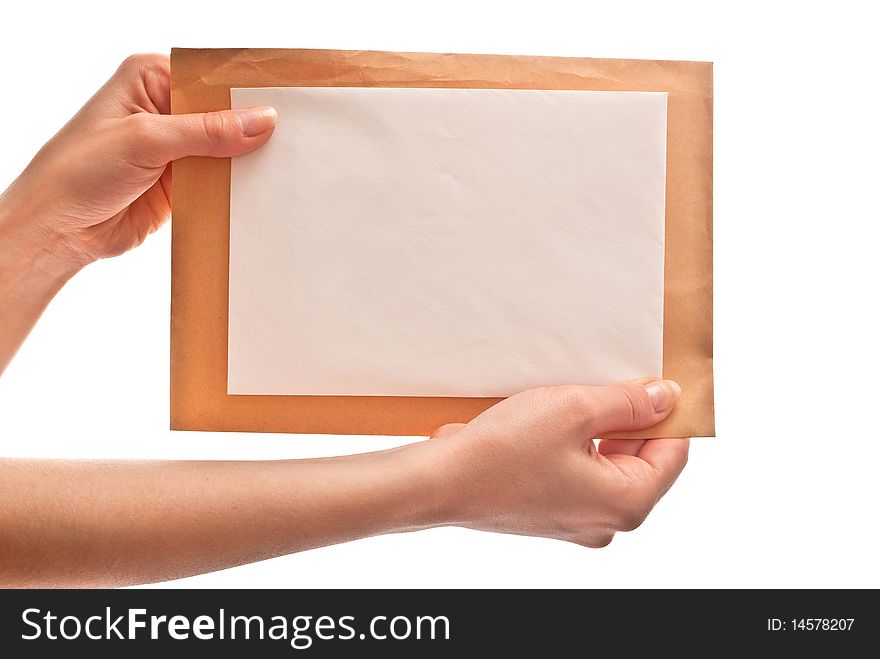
left=429, top=422, right=466, bottom=440
left=134, top=106, right=278, bottom=165
left=580, top=379, right=682, bottom=437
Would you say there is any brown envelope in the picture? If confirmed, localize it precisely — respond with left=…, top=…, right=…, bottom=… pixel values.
left=170, top=48, right=714, bottom=439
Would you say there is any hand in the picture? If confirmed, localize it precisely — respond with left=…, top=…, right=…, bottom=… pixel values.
left=2, top=53, right=277, bottom=265
left=428, top=379, right=688, bottom=547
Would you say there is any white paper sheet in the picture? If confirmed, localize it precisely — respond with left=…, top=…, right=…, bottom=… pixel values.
left=228, top=87, right=667, bottom=396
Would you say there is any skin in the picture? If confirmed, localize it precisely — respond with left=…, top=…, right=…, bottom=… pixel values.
left=0, top=54, right=689, bottom=587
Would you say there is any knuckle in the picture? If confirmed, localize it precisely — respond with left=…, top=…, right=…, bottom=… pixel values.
left=620, top=384, right=652, bottom=425
left=610, top=488, right=653, bottom=532
left=581, top=533, right=615, bottom=549
left=124, top=112, right=156, bottom=147
left=595, top=533, right=615, bottom=548
left=202, top=111, right=232, bottom=144
left=620, top=387, right=640, bottom=425
left=617, top=508, right=649, bottom=533
left=118, top=53, right=157, bottom=75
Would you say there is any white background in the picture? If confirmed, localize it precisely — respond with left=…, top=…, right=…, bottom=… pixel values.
left=1, top=0, right=878, bottom=588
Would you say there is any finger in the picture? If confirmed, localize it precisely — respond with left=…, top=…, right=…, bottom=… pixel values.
left=140, top=55, right=171, bottom=115
left=598, top=438, right=646, bottom=457
left=578, top=380, right=682, bottom=437
left=115, top=53, right=171, bottom=115
left=637, top=437, right=690, bottom=494
left=430, top=423, right=466, bottom=440
left=130, top=107, right=278, bottom=166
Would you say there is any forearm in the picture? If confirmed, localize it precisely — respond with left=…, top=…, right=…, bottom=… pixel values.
left=0, top=188, right=88, bottom=373
left=0, top=443, right=449, bottom=587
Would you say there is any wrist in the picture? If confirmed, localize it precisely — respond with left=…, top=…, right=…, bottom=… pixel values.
left=0, top=186, right=90, bottom=373
left=0, top=187, right=90, bottom=285
left=395, top=438, right=464, bottom=530
left=354, top=439, right=459, bottom=535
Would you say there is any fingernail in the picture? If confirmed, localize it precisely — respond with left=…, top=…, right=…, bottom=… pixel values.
left=644, top=380, right=682, bottom=413
left=238, top=106, right=278, bottom=136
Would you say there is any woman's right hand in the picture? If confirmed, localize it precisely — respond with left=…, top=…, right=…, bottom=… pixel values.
left=426, top=379, right=688, bottom=547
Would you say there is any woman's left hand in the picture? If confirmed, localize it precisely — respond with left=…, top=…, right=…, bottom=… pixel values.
left=2, top=53, right=277, bottom=266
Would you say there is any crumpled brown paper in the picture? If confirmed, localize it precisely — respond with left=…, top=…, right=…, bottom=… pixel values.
left=170, top=48, right=714, bottom=438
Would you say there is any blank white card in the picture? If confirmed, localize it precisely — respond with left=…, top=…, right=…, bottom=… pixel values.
left=228, top=87, right=667, bottom=396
